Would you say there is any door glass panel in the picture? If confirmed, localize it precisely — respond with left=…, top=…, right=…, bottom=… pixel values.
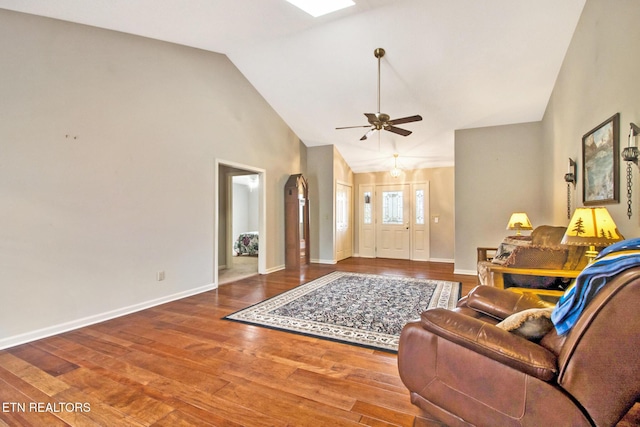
left=363, top=191, right=372, bottom=224
left=336, top=189, right=347, bottom=230
left=382, top=191, right=403, bottom=224
left=415, top=189, right=424, bottom=225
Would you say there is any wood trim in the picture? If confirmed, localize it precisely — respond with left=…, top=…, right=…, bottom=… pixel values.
left=485, top=264, right=580, bottom=296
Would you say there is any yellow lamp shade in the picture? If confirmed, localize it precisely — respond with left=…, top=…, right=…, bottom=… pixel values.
left=506, top=212, right=533, bottom=235
left=562, top=207, right=623, bottom=247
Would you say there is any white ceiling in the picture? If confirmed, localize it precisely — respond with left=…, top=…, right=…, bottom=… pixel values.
left=0, top=0, right=586, bottom=173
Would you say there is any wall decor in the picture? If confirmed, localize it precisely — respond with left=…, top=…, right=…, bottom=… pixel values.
left=582, top=113, right=619, bottom=205
left=621, top=122, right=640, bottom=218
left=564, top=158, right=577, bottom=219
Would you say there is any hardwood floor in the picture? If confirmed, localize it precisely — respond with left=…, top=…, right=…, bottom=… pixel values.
left=1, top=259, right=475, bottom=426
left=5, top=258, right=636, bottom=426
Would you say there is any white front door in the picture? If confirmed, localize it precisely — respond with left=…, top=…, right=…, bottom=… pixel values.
left=376, top=184, right=410, bottom=259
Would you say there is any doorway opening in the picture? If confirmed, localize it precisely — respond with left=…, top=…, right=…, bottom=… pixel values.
left=215, top=160, right=266, bottom=285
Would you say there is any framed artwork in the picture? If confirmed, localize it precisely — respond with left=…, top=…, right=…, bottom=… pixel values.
left=582, top=113, right=619, bottom=205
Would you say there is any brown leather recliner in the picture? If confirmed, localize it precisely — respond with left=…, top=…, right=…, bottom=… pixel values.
left=398, top=267, right=640, bottom=427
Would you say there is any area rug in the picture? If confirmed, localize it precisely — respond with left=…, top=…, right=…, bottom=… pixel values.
left=224, top=271, right=461, bottom=352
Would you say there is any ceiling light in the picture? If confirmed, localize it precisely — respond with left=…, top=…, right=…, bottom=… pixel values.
left=285, top=0, right=355, bottom=17
left=390, top=154, right=402, bottom=178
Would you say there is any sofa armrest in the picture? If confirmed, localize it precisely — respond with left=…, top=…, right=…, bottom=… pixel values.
left=420, top=308, right=558, bottom=381
left=465, top=285, right=554, bottom=319
left=477, top=247, right=497, bottom=263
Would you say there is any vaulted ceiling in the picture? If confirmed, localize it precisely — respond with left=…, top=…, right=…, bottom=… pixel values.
left=0, top=0, right=586, bottom=172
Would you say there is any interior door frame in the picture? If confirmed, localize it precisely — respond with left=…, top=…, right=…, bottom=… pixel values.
left=214, top=159, right=266, bottom=287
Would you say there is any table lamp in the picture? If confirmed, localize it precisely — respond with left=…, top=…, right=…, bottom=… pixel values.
left=506, top=212, right=533, bottom=236
left=561, top=207, right=624, bottom=263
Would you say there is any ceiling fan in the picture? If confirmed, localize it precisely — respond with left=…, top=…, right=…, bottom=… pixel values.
left=336, top=48, right=422, bottom=141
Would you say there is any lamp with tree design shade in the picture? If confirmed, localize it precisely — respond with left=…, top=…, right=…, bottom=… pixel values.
left=506, top=212, right=533, bottom=236
left=561, top=207, right=624, bottom=263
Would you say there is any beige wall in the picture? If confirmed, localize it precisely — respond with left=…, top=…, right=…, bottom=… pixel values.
left=306, top=145, right=335, bottom=263
left=454, top=122, right=545, bottom=273
left=333, top=147, right=354, bottom=260
left=305, top=145, right=354, bottom=263
left=354, top=167, right=455, bottom=261
left=0, top=10, right=302, bottom=348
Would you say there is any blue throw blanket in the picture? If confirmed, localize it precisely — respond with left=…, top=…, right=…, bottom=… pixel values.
left=551, top=238, right=640, bottom=335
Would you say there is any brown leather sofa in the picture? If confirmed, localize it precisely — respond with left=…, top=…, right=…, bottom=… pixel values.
left=398, top=268, right=640, bottom=427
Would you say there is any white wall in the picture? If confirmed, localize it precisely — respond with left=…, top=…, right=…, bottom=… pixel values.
left=0, top=10, right=301, bottom=348
left=232, top=180, right=259, bottom=239
left=232, top=183, right=250, bottom=240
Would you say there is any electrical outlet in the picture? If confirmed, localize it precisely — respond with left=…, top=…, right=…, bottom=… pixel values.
left=156, top=271, right=165, bottom=281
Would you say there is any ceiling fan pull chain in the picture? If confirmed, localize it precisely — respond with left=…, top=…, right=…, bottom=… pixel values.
left=376, top=48, right=383, bottom=114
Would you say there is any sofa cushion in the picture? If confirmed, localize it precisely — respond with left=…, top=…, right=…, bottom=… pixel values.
left=492, top=237, right=532, bottom=265
left=504, top=245, right=568, bottom=269
left=531, top=225, right=567, bottom=249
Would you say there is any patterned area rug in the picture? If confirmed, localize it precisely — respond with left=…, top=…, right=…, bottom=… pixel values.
left=224, top=271, right=461, bottom=352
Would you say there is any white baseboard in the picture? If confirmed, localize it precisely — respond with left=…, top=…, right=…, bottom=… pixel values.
left=264, top=264, right=285, bottom=274
left=311, top=258, right=337, bottom=265
left=0, top=282, right=217, bottom=351
left=352, top=253, right=377, bottom=258
left=454, top=268, right=478, bottom=276
left=429, top=258, right=455, bottom=263
left=351, top=254, right=456, bottom=263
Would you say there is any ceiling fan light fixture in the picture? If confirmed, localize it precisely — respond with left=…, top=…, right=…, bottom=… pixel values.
left=285, top=0, right=355, bottom=17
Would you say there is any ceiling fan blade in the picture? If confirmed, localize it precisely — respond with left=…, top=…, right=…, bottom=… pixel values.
left=336, top=125, right=372, bottom=130
left=386, top=126, right=412, bottom=137
left=364, top=113, right=379, bottom=124
left=389, top=115, right=423, bottom=125
left=360, top=129, right=377, bottom=140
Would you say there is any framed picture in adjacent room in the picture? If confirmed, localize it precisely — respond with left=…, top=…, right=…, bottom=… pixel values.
left=582, top=113, right=619, bottom=205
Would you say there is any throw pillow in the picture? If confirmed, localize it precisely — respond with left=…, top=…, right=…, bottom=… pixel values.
left=492, top=238, right=531, bottom=265
left=492, top=243, right=516, bottom=265
left=496, top=307, right=554, bottom=340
